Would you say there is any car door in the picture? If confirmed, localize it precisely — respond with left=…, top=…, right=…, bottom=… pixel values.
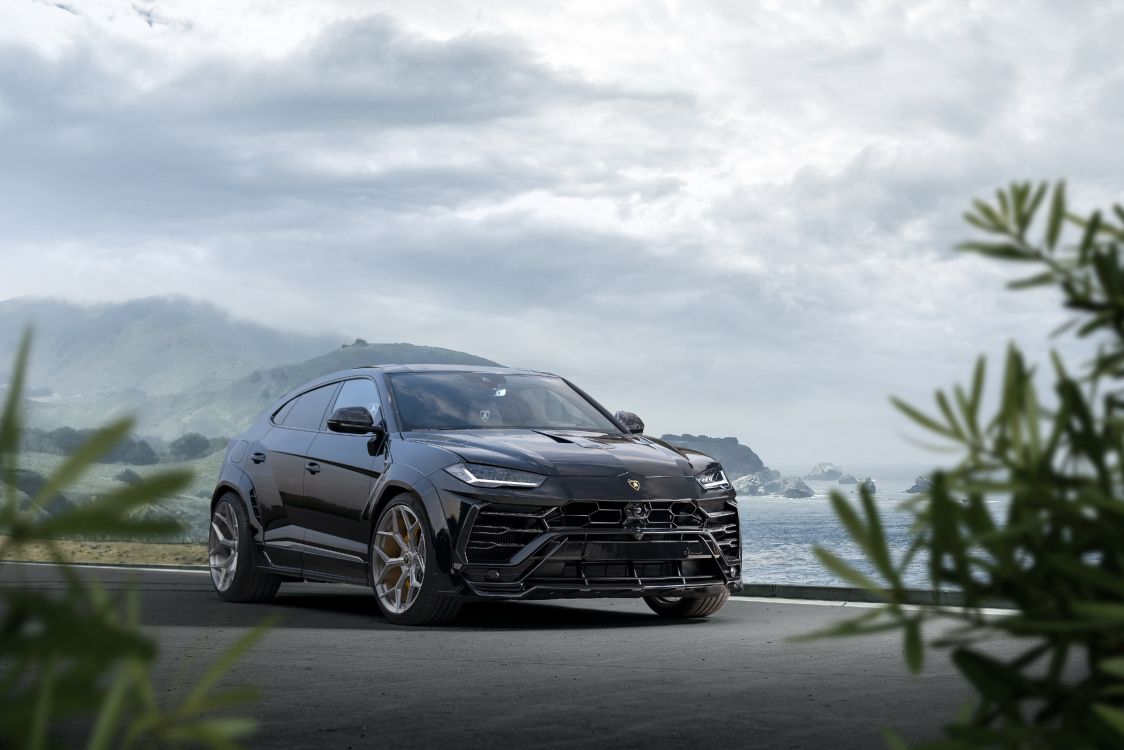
left=251, top=382, right=341, bottom=569
left=301, top=377, right=387, bottom=580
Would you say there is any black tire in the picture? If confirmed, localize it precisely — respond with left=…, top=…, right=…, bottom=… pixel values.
left=643, top=590, right=729, bottom=619
left=369, top=495, right=462, bottom=626
left=209, top=493, right=281, bottom=603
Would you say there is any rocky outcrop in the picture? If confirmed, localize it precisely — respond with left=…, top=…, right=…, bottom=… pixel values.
left=733, top=471, right=813, bottom=498
left=838, top=474, right=858, bottom=485
left=905, top=476, right=931, bottom=494
left=805, top=462, right=843, bottom=481
left=780, top=478, right=814, bottom=498
left=858, top=477, right=876, bottom=494
left=733, top=467, right=782, bottom=496
left=733, top=474, right=763, bottom=496
left=660, top=434, right=765, bottom=479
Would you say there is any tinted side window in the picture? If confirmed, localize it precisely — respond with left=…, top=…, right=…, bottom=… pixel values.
left=333, top=378, right=382, bottom=418
left=280, top=384, right=339, bottom=431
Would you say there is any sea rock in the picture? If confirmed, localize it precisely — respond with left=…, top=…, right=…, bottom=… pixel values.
left=838, top=474, right=858, bottom=485
left=780, top=477, right=814, bottom=498
left=805, top=462, right=843, bottom=481
left=858, top=477, right=877, bottom=494
left=756, top=467, right=781, bottom=483
left=733, top=474, right=764, bottom=496
left=764, top=477, right=785, bottom=494
left=905, top=476, right=931, bottom=494
left=733, top=467, right=782, bottom=496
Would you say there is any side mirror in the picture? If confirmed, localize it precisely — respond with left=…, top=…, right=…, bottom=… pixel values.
left=614, top=410, right=645, bottom=434
left=327, top=406, right=375, bottom=434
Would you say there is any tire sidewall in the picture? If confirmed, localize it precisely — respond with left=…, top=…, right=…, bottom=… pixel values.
left=369, top=494, right=442, bottom=623
left=211, top=494, right=256, bottom=601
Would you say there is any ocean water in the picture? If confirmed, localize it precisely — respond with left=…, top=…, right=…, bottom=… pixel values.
left=737, top=468, right=980, bottom=588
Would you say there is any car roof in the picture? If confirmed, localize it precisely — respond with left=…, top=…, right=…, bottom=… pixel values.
left=358, top=364, right=551, bottom=375
left=275, top=364, right=567, bottom=405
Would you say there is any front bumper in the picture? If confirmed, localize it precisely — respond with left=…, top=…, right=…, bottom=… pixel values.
left=449, top=498, right=741, bottom=600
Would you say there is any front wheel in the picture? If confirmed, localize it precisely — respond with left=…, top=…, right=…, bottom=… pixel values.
left=369, top=496, right=461, bottom=626
left=643, top=590, right=729, bottom=619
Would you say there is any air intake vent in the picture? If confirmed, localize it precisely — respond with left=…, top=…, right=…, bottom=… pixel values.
left=465, top=506, right=552, bottom=563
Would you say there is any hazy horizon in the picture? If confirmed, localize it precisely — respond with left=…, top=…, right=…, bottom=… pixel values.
left=2, top=1, right=1121, bottom=467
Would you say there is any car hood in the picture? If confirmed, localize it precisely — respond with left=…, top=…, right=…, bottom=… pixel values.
left=404, top=429, right=701, bottom=478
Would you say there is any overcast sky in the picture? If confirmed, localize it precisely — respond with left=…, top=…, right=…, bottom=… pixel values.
left=1, top=1, right=1122, bottom=472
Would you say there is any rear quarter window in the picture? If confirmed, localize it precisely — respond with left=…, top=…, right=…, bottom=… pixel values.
left=278, top=383, right=339, bottom=431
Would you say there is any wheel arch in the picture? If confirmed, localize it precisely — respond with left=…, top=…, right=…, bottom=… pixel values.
left=367, top=468, right=455, bottom=577
left=210, top=465, right=263, bottom=537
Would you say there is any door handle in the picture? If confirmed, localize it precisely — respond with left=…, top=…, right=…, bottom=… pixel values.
left=250, top=452, right=267, bottom=464
left=305, top=461, right=321, bottom=475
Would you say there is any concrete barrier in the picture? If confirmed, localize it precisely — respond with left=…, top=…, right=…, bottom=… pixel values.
left=739, top=582, right=1013, bottom=608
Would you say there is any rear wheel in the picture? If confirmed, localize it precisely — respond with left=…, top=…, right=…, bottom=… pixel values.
left=369, top=496, right=461, bottom=626
left=643, top=590, right=729, bottom=619
left=209, top=494, right=281, bottom=603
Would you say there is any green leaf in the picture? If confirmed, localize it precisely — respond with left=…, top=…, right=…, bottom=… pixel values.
left=891, top=397, right=955, bottom=438
left=1094, top=703, right=1124, bottom=737
left=904, top=618, right=924, bottom=674
left=28, top=418, right=135, bottom=513
left=790, top=609, right=902, bottom=642
left=178, top=617, right=277, bottom=717
left=1020, top=181, right=1047, bottom=234
left=36, top=470, right=191, bottom=537
left=0, top=329, right=31, bottom=520
left=87, top=666, right=131, bottom=750
left=1071, top=601, right=1124, bottom=623
left=882, top=728, right=909, bottom=750
left=956, top=241, right=1036, bottom=261
left=1099, top=657, right=1124, bottom=679
left=813, top=546, right=885, bottom=593
left=28, top=653, right=56, bottom=750
left=1078, top=210, right=1102, bottom=263
left=1007, top=270, right=1055, bottom=290
left=1046, top=180, right=1066, bottom=249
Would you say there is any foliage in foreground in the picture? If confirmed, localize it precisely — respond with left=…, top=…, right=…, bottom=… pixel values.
left=810, top=182, right=1124, bottom=748
left=1, top=332, right=269, bottom=749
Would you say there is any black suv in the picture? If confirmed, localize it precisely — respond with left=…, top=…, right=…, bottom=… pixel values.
left=209, top=365, right=741, bottom=625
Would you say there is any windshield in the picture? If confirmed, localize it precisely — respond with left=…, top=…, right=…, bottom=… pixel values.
left=387, top=372, right=621, bottom=433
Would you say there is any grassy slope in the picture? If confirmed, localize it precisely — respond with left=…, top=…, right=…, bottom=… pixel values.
left=1, top=537, right=206, bottom=566
left=16, top=450, right=224, bottom=544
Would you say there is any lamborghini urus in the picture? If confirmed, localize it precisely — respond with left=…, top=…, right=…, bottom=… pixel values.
left=208, top=366, right=741, bottom=625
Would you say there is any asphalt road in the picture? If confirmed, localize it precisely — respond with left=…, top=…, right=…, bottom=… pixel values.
left=2, top=563, right=987, bottom=749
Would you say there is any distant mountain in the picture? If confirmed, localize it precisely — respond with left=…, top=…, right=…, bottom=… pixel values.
left=0, top=297, right=336, bottom=396
left=660, top=434, right=766, bottom=479
left=0, top=296, right=501, bottom=439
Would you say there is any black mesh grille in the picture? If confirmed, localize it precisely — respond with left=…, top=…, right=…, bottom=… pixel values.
left=703, top=502, right=740, bottom=562
left=464, top=505, right=552, bottom=563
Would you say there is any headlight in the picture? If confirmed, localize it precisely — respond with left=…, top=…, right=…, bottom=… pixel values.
left=695, top=466, right=730, bottom=491
left=444, top=462, right=546, bottom=489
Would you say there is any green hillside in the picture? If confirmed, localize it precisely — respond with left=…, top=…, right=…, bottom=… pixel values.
left=0, top=296, right=335, bottom=396
left=1, top=297, right=500, bottom=440
left=17, top=450, right=224, bottom=543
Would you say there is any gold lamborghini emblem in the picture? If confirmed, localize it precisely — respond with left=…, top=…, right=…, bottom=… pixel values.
left=627, top=479, right=640, bottom=491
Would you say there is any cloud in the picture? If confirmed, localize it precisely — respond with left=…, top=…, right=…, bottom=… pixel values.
left=1, top=0, right=1122, bottom=468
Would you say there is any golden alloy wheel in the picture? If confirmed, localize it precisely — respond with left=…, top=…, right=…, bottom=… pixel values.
left=371, top=504, right=426, bottom=614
